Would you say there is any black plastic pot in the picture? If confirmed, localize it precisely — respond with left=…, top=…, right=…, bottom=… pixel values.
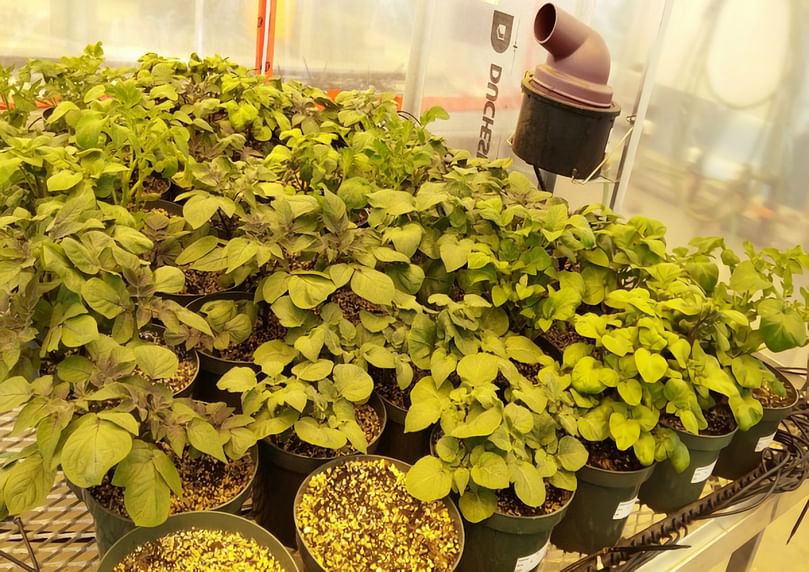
left=715, top=371, right=799, bottom=479
left=252, top=393, right=387, bottom=547
left=534, top=333, right=563, bottom=362
left=512, top=75, right=620, bottom=179
left=375, top=390, right=430, bottom=464
left=186, top=291, right=259, bottom=409
left=142, top=199, right=183, bottom=216
left=293, top=454, right=464, bottom=572
left=551, top=463, right=655, bottom=553
left=458, top=491, right=573, bottom=572
left=83, top=447, right=258, bottom=556
left=639, top=426, right=737, bottom=513
left=97, top=511, right=298, bottom=571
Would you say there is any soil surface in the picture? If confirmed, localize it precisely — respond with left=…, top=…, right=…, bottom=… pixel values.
left=136, top=330, right=197, bottom=393
left=585, top=439, right=645, bottom=472
left=286, top=255, right=316, bottom=271
left=212, top=312, right=286, bottom=362
left=514, top=361, right=541, bottom=380
left=496, top=483, right=572, bottom=517
left=271, top=403, right=382, bottom=458
left=91, top=447, right=254, bottom=518
left=448, top=286, right=465, bottom=302
left=663, top=405, right=737, bottom=436
left=181, top=268, right=223, bottom=296
left=352, top=208, right=369, bottom=227
left=113, top=528, right=283, bottom=572
left=296, top=458, right=461, bottom=571
left=753, top=381, right=797, bottom=408
left=142, top=176, right=171, bottom=198
left=331, top=288, right=384, bottom=325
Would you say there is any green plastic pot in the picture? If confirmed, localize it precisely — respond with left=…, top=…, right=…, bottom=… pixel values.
left=639, top=426, right=737, bottom=513
left=375, top=391, right=430, bottom=465
left=252, top=393, right=387, bottom=547
left=97, top=511, right=298, bottom=571
left=293, top=455, right=464, bottom=572
left=551, top=463, right=655, bottom=553
left=715, top=370, right=798, bottom=479
left=186, top=291, right=258, bottom=409
left=83, top=447, right=258, bottom=556
left=458, top=491, right=573, bottom=572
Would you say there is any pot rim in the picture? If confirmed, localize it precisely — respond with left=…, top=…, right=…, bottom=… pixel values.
left=484, top=486, right=576, bottom=524
left=83, top=445, right=259, bottom=523
left=293, top=453, right=465, bottom=570
left=97, top=511, right=298, bottom=571
left=760, top=361, right=800, bottom=412
left=261, top=392, right=388, bottom=462
left=582, top=461, right=656, bottom=476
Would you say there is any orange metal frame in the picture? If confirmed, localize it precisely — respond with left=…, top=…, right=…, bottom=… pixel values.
left=255, top=0, right=277, bottom=76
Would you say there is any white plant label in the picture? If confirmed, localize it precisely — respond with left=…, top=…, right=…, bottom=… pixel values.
left=612, top=497, right=638, bottom=520
left=754, top=432, right=776, bottom=452
left=690, top=460, right=718, bottom=483
left=513, top=540, right=550, bottom=572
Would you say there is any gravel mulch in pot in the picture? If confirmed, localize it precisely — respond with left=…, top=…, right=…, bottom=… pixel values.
left=496, top=483, right=572, bottom=517
left=142, top=176, right=171, bottom=198
left=91, top=447, right=255, bottom=517
left=331, top=288, right=383, bottom=326
left=136, top=330, right=197, bottom=394
left=514, top=361, right=541, bottom=380
left=585, top=439, right=645, bottom=472
left=213, top=313, right=287, bottom=362
left=271, top=403, right=382, bottom=458
left=112, top=528, right=283, bottom=572
left=296, top=458, right=461, bottom=571
left=181, top=268, right=224, bottom=297
left=753, top=381, right=797, bottom=408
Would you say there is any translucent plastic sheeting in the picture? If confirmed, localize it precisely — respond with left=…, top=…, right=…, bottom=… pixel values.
left=270, top=0, right=416, bottom=95
left=623, top=0, right=809, bottom=252
left=612, top=0, right=809, bottom=370
left=0, top=0, right=256, bottom=66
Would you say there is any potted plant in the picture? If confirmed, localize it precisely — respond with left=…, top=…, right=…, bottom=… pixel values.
left=98, top=511, right=298, bottom=571
left=295, top=455, right=463, bottom=572
left=404, top=334, right=587, bottom=571
left=220, top=358, right=387, bottom=546
left=0, top=338, right=260, bottom=554
left=0, top=126, right=260, bottom=553
left=671, top=238, right=808, bottom=478
left=520, top=337, right=682, bottom=553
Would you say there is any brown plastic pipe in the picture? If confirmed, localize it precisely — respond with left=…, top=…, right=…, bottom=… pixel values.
left=531, top=3, right=613, bottom=107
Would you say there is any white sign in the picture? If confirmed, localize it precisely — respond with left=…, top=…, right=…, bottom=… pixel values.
left=690, top=459, right=718, bottom=483
left=513, top=540, right=550, bottom=572
left=754, top=432, right=776, bottom=452
left=612, top=497, right=638, bottom=520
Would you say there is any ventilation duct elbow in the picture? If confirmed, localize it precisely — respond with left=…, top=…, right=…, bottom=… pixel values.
left=532, top=3, right=613, bottom=106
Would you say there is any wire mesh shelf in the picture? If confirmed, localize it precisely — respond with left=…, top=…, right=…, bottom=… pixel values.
left=0, top=412, right=768, bottom=572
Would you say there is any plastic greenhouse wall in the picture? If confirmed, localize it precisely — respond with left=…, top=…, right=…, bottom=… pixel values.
left=0, top=0, right=256, bottom=66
